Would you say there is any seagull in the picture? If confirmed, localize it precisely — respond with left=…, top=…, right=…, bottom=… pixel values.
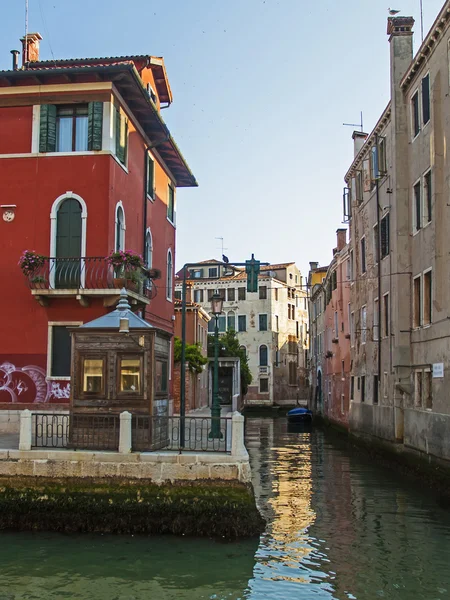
left=222, top=254, right=229, bottom=264
left=389, top=8, right=401, bottom=15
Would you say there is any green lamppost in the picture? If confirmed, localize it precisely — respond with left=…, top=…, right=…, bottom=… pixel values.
left=209, top=290, right=224, bottom=439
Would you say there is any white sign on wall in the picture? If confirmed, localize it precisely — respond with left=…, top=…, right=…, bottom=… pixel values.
left=433, top=363, right=444, bottom=378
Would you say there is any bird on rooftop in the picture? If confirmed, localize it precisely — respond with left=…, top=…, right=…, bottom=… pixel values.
left=389, top=8, right=401, bottom=15
left=222, top=254, right=229, bottom=264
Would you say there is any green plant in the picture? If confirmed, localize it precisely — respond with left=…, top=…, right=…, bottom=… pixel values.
left=174, top=337, right=208, bottom=374
left=18, top=250, right=46, bottom=277
left=106, top=250, right=144, bottom=275
left=207, top=329, right=252, bottom=395
left=30, top=275, right=47, bottom=284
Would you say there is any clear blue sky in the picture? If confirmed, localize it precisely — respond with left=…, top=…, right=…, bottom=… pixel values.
left=0, top=0, right=444, bottom=277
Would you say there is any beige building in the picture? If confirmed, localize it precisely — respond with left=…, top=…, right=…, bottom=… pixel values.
left=175, top=260, right=309, bottom=407
left=344, top=5, right=450, bottom=462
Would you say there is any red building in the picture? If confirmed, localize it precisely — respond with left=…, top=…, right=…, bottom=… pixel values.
left=0, top=34, right=197, bottom=411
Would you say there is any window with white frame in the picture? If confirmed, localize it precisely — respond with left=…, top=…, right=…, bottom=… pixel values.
left=227, top=310, right=236, bottom=331
left=115, top=204, right=125, bottom=251
left=259, top=345, right=268, bottom=366
left=380, top=213, right=390, bottom=258
left=383, top=293, right=390, bottom=337
left=373, top=223, right=379, bottom=264
left=145, top=229, right=153, bottom=268
left=48, top=322, right=82, bottom=378
left=167, top=185, right=175, bottom=223
left=166, top=249, right=173, bottom=301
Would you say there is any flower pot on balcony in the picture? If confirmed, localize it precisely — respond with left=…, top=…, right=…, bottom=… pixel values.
left=113, top=278, right=137, bottom=292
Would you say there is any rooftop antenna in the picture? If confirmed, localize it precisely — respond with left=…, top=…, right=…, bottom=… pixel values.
left=215, top=237, right=228, bottom=256
left=420, top=0, right=424, bottom=42
left=343, top=111, right=364, bottom=132
left=24, top=0, right=29, bottom=64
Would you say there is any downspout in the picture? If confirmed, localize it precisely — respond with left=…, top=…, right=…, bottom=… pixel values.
left=143, top=148, right=148, bottom=269
left=375, top=134, right=382, bottom=390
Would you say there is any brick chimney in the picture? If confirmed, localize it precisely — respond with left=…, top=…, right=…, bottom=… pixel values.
left=20, top=32, right=43, bottom=66
left=352, top=131, right=368, bottom=157
left=186, top=282, right=193, bottom=304
left=336, top=228, right=347, bottom=251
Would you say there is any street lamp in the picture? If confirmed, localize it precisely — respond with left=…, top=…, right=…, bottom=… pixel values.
left=209, top=290, right=224, bottom=439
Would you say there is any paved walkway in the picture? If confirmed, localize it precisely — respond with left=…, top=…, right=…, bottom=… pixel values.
left=0, top=433, right=19, bottom=449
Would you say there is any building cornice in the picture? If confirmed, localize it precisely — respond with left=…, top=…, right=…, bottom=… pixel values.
left=400, top=1, right=450, bottom=90
left=344, top=104, right=391, bottom=183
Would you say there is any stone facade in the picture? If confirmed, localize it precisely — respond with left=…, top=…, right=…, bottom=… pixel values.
left=337, top=6, right=450, bottom=463
left=175, top=261, right=309, bottom=407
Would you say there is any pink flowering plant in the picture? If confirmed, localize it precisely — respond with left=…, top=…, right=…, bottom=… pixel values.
left=106, top=250, right=144, bottom=277
left=18, top=250, right=46, bottom=277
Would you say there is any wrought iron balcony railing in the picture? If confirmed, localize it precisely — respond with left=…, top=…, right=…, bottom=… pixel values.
left=26, top=256, right=157, bottom=300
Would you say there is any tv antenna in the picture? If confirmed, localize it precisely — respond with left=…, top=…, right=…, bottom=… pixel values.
left=215, top=237, right=228, bottom=256
left=343, top=111, right=364, bottom=132
left=420, top=0, right=424, bottom=42
left=24, top=0, right=29, bottom=64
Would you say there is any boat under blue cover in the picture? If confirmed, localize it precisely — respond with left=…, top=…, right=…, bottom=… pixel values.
left=287, top=407, right=313, bottom=423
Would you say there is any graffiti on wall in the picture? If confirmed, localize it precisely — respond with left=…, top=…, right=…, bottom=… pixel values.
left=0, top=362, right=70, bottom=403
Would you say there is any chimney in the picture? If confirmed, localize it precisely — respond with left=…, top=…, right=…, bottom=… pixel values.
left=387, top=17, right=414, bottom=88
left=20, top=32, right=43, bottom=66
left=336, top=228, right=347, bottom=251
left=352, top=130, right=368, bottom=157
left=309, top=261, right=318, bottom=272
left=10, top=50, right=20, bottom=71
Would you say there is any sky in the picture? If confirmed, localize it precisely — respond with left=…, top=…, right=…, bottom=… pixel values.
left=0, top=0, right=445, bottom=276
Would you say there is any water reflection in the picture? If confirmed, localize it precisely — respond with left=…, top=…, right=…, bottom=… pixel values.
left=246, top=417, right=450, bottom=600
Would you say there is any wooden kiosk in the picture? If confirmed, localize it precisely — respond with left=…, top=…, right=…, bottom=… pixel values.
left=69, top=289, right=171, bottom=450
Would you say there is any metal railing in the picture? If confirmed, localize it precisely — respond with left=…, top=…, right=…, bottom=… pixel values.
left=132, top=415, right=231, bottom=453
left=30, top=413, right=231, bottom=453
left=69, top=414, right=120, bottom=451
left=32, top=413, right=70, bottom=448
left=26, top=257, right=155, bottom=299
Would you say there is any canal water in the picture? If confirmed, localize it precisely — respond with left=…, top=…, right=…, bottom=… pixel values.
left=1, top=416, right=450, bottom=599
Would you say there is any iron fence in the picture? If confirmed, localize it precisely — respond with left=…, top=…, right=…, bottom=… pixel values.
left=69, top=414, right=120, bottom=451
left=132, top=415, right=231, bottom=453
left=26, top=257, right=156, bottom=299
left=32, top=413, right=70, bottom=448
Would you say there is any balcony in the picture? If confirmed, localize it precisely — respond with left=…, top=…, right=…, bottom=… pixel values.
left=25, top=257, right=158, bottom=308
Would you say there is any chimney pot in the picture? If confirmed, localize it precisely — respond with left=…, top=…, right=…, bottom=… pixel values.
left=20, top=32, right=43, bottom=66
left=309, top=261, right=319, bottom=271
left=10, top=50, right=20, bottom=71
left=352, top=130, right=368, bottom=157
left=336, top=228, right=347, bottom=251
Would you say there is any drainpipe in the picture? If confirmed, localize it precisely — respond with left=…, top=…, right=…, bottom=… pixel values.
left=375, top=134, right=382, bottom=390
left=143, top=148, right=148, bottom=265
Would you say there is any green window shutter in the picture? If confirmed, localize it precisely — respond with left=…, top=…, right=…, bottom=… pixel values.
left=115, top=109, right=128, bottom=165
left=39, top=104, right=56, bottom=153
left=147, top=153, right=155, bottom=197
left=123, top=117, right=128, bottom=164
left=88, top=102, right=103, bottom=151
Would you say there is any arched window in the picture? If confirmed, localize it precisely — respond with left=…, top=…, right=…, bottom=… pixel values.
left=227, top=310, right=236, bottom=331
left=167, top=249, right=173, bottom=301
left=145, top=229, right=153, bottom=268
left=50, top=192, right=87, bottom=289
left=208, top=314, right=215, bottom=333
left=115, top=203, right=125, bottom=251
left=239, top=345, right=246, bottom=357
left=259, top=345, right=268, bottom=366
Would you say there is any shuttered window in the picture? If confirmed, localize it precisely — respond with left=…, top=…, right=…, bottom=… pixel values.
left=40, top=103, right=103, bottom=153
left=51, top=326, right=71, bottom=377
left=87, top=102, right=103, bottom=151
left=259, top=314, right=268, bottom=331
left=147, top=152, right=155, bottom=199
left=380, top=213, right=390, bottom=258
left=115, top=107, right=128, bottom=165
left=167, top=185, right=175, bottom=223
